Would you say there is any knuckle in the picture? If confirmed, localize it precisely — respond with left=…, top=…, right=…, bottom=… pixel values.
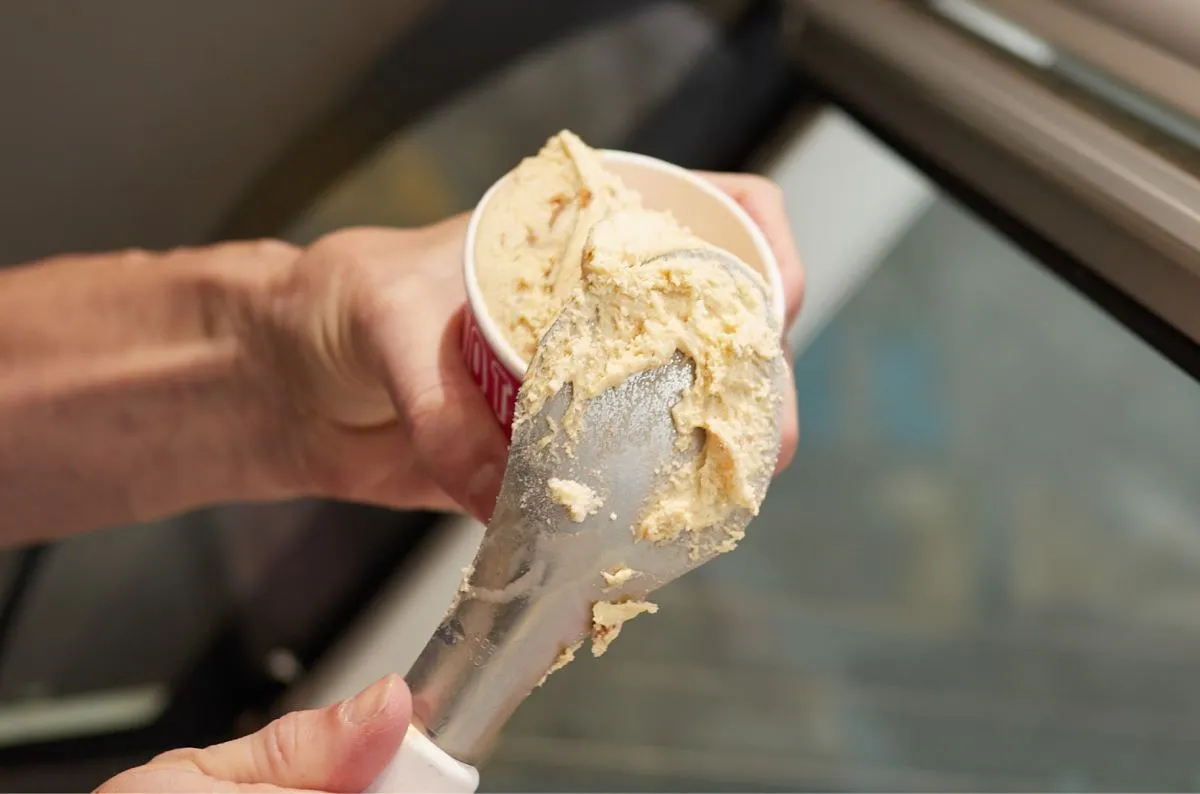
left=313, top=226, right=373, bottom=251
left=116, top=247, right=156, bottom=264
left=753, top=174, right=785, bottom=202
left=403, top=378, right=448, bottom=434
left=149, top=746, right=205, bottom=769
left=356, top=284, right=408, bottom=333
left=305, top=228, right=377, bottom=273
left=727, top=172, right=780, bottom=199
left=312, top=226, right=409, bottom=264
left=251, top=237, right=301, bottom=260
left=352, top=291, right=421, bottom=378
left=218, top=238, right=302, bottom=266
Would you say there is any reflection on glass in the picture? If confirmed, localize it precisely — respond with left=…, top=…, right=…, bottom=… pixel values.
left=482, top=196, right=1200, bottom=792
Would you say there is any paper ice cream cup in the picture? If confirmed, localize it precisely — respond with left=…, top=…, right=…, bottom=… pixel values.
left=461, top=149, right=787, bottom=437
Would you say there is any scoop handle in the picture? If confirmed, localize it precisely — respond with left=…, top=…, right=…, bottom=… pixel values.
left=365, top=725, right=479, bottom=793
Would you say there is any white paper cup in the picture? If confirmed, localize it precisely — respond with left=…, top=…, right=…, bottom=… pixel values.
left=461, top=150, right=786, bottom=436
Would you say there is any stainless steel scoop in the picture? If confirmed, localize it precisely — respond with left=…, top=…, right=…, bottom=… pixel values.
left=367, top=250, right=785, bottom=792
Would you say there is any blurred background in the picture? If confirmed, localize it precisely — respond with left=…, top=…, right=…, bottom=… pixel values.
left=2, top=0, right=1200, bottom=790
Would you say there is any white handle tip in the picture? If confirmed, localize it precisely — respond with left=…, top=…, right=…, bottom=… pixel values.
left=365, top=724, right=479, bottom=793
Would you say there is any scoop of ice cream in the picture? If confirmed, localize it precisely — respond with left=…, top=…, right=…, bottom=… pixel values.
left=473, top=130, right=643, bottom=362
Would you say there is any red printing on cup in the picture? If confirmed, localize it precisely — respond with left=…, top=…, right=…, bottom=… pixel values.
left=461, top=307, right=522, bottom=438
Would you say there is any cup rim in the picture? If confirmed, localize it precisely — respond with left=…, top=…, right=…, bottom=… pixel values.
left=462, top=148, right=787, bottom=378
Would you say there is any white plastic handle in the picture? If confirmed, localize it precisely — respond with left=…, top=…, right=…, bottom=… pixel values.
left=365, top=725, right=479, bottom=793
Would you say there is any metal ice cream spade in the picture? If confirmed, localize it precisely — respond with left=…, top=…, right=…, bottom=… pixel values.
left=366, top=249, right=785, bottom=793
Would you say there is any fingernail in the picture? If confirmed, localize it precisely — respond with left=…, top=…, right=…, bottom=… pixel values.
left=340, top=675, right=395, bottom=725
left=467, top=462, right=504, bottom=521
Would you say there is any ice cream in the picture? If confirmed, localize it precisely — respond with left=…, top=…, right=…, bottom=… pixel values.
left=590, top=600, right=658, bottom=657
left=601, top=565, right=637, bottom=589
left=536, top=640, right=583, bottom=688
left=473, top=130, right=705, bottom=362
left=546, top=477, right=602, bottom=522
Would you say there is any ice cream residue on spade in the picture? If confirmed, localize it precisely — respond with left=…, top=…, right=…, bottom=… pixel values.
left=546, top=477, right=603, bottom=522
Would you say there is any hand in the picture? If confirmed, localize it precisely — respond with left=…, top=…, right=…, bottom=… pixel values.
left=259, top=216, right=510, bottom=522
left=96, top=675, right=410, bottom=793
left=258, top=173, right=804, bottom=522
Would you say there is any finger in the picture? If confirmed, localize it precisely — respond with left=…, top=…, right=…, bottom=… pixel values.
left=97, top=763, right=315, bottom=793
left=152, top=675, right=411, bottom=793
left=695, top=172, right=805, bottom=328
left=384, top=305, right=509, bottom=522
left=775, top=346, right=799, bottom=475
left=344, top=221, right=508, bottom=522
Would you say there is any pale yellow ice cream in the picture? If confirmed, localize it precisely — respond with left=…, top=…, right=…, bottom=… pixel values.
left=536, top=639, right=583, bottom=688
left=546, top=477, right=602, bottom=522
left=590, top=600, right=658, bottom=657
left=473, top=130, right=704, bottom=362
left=600, top=564, right=637, bottom=589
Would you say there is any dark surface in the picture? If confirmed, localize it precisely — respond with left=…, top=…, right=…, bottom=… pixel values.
left=0, top=545, right=48, bottom=681
left=621, top=0, right=804, bottom=171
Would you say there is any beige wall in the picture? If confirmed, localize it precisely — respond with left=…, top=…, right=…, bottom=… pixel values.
left=0, top=1, right=430, bottom=265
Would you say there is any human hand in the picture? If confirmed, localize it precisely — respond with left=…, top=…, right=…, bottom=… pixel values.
left=95, top=675, right=410, bottom=794
left=257, top=173, right=803, bottom=523
left=258, top=215, right=510, bottom=523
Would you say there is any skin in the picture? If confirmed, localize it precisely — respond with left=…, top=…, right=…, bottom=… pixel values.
left=95, top=675, right=412, bottom=794
left=0, top=174, right=802, bottom=792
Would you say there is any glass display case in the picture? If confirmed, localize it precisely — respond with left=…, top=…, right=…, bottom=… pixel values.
left=481, top=153, right=1200, bottom=792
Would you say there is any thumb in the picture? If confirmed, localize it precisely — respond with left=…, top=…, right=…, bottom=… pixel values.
left=174, top=674, right=411, bottom=792
left=384, top=305, right=509, bottom=522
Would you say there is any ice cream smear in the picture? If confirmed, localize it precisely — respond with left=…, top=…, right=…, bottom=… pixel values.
left=546, top=477, right=602, bottom=522
left=475, top=130, right=783, bottom=680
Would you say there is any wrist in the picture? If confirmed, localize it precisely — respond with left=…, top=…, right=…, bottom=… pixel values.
left=0, top=240, right=314, bottom=541
left=175, top=239, right=310, bottom=506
